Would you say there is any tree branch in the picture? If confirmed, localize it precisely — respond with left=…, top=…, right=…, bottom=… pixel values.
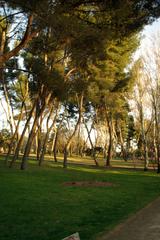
left=0, top=14, right=38, bottom=65
left=0, top=11, right=24, bottom=23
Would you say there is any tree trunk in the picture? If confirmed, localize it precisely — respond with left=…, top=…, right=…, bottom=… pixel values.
left=0, top=15, right=37, bottom=67
left=76, top=124, right=81, bottom=156
left=155, top=121, right=160, bottom=173
left=21, top=93, right=51, bottom=169
left=63, top=94, right=84, bottom=168
left=153, top=121, right=160, bottom=173
left=2, top=81, right=16, bottom=135
left=21, top=112, right=40, bottom=169
left=53, top=130, right=58, bottom=162
left=106, top=115, right=113, bottom=167
left=52, top=110, right=66, bottom=162
left=5, top=102, right=24, bottom=164
left=143, top=139, right=149, bottom=171
left=139, top=105, right=149, bottom=171
left=63, top=147, right=68, bottom=168
left=36, top=118, right=42, bottom=162
left=39, top=103, right=59, bottom=166
left=119, top=126, right=127, bottom=161
left=84, top=121, right=99, bottom=166
left=9, top=100, right=37, bottom=167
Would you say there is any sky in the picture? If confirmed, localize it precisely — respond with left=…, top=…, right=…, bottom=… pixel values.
left=135, top=17, right=160, bottom=58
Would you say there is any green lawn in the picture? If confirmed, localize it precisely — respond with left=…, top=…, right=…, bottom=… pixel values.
left=0, top=158, right=160, bottom=240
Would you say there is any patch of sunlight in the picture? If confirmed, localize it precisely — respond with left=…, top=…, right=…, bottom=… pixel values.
left=71, top=167, right=102, bottom=173
left=26, top=157, right=160, bottom=178
left=68, top=166, right=160, bottom=178
left=47, top=162, right=63, bottom=169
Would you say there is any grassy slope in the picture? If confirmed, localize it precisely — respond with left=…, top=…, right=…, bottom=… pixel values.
left=0, top=160, right=160, bottom=240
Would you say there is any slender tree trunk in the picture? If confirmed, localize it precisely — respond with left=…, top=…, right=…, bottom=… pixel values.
left=52, top=110, right=66, bottom=162
left=51, top=133, right=55, bottom=153
left=69, top=146, right=73, bottom=157
left=153, top=121, right=159, bottom=172
left=152, top=99, right=160, bottom=173
left=21, top=111, right=40, bottom=169
left=39, top=126, right=52, bottom=166
left=35, top=107, right=49, bottom=161
left=139, top=105, right=149, bottom=171
left=53, top=130, right=58, bottom=162
left=39, top=104, right=59, bottom=166
left=63, top=94, right=84, bottom=168
left=63, top=147, right=68, bottom=168
left=156, top=145, right=160, bottom=173
left=156, top=90, right=160, bottom=173
left=106, top=115, right=113, bottom=167
left=84, top=121, right=99, bottom=166
left=21, top=93, right=51, bottom=169
left=9, top=100, right=37, bottom=167
left=5, top=102, right=24, bottom=164
left=2, top=82, right=16, bottom=135
left=119, top=126, right=127, bottom=161
left=155, top=119, right=160, bottom=173
left=0, top=27, right=16, bottom=133
left=143, top=138, right=149, bottom=171
left=36, top=117, right=42, bottom=162
left=76, top=124, right=81, bottom=156
left=0, top=27, right=6, bottom=85
left=82, top=125, right=91, bottom=156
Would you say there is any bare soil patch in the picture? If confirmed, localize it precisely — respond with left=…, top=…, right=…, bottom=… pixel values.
left=63, top=181, right=116, bottom=187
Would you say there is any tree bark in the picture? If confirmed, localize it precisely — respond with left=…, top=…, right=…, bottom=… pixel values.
left=36, top=121, right=42, bottom=162
left=21, top=93, right=51, bottom=170
left=9, top=99, right=37, bottom=167
left=39, top=103, right=59, bottom=166
left=52, top=110, right=66, bottom=162
left=63, top=94, right=84, bottom=168
left=84, top=121, right=99, bottom=166
left=2, top=81, right=16, bottom=134
left=0, top=15, right=37, bottom=67
left=139, top=105, right=149, bottom=171
left=106, top=114, right=113, bottom=167
left=21, top=114, right=39, bottom=170
left=53, top=130, right=58, bottom=162
left=5, top=102, right=24, bottom=164
left=118, top=125, right=127, bottom=161
left=151, top=96, right=160, bottom=173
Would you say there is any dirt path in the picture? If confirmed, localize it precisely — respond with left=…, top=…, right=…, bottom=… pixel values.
left=97, top=197, right=160, bottom=240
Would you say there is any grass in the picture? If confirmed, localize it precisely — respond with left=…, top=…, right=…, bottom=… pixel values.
left=45, top=153, right=157, bottom=169
left=0, top=157, right=160, bottom=240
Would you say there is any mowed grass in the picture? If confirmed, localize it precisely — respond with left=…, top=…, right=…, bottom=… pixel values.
left=0, top=158, right=160, bottom=240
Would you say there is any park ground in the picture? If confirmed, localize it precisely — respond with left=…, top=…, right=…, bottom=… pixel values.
left=98, top=196, right=160, bottom=240
left=0, top=155, right=160, bottom=240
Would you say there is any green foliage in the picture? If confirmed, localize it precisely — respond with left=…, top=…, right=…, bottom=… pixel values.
left=8, top=74, right=29, bottom=107
left=2, top=0, right=158, bottom=108
left=1, top=0, right=160, bottom=169
left=0, top=129, right=12, bottom=148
